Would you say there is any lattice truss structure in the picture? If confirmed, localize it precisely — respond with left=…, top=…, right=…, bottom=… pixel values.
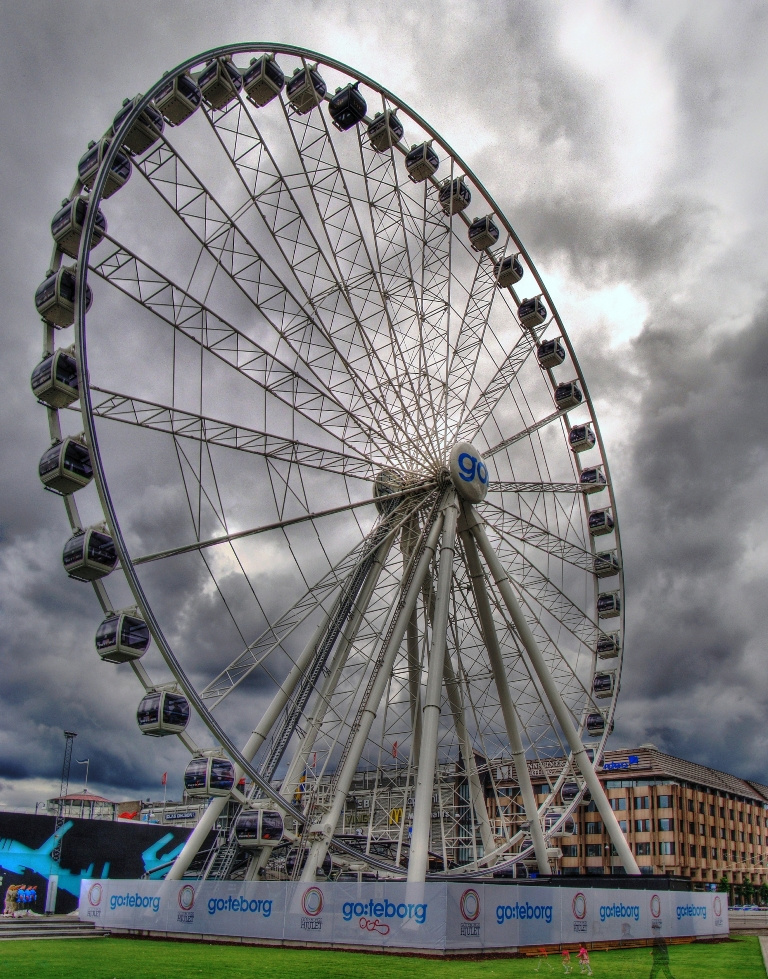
left=36, top=44, right=631, bottom=882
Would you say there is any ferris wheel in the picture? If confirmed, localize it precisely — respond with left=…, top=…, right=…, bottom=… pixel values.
left=33, top=43, right=639, bottom=881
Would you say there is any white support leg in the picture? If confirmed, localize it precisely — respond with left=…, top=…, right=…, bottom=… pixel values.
left=280, top=533, right=394, bottom=804
left=442, top=650, right=496, bottom=862
left=300, top=509, right=446, bottom=882
left=466, top=506, right=641, bottom=875
left=166, top=600, right=341, bottom=880
left=408, top=492, right=459, bottom=882
left=459, top=519, right=551, bottom=874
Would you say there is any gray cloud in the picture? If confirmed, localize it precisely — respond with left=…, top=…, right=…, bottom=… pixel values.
left=2, top=0, right=768, bottom=812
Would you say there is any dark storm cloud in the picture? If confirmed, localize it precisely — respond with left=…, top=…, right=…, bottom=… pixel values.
left=2, top=0, right=768, bottom=811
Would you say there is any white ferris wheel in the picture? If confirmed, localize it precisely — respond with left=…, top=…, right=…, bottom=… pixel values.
left=33, top=43, right=639, bottom=882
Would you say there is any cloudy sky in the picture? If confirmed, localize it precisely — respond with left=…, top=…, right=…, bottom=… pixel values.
left=2, top=0, right=768, bottom=811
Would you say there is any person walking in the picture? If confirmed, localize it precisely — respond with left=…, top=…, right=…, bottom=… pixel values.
left=649, top=937, right=675, bottom=978
left=577, top=945, right=592, bottom=976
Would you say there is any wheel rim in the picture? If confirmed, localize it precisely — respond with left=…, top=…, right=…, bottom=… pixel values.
left=39, top=43, right=626, bottom=879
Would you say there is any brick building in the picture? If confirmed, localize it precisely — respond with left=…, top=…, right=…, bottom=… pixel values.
left=520, top=745, right=768, bottom=886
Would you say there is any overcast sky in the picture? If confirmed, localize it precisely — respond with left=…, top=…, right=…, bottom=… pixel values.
left=2, top=0, right=768, bottom=811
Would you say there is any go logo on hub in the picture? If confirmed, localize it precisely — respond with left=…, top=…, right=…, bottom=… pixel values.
left=449, top=442, right=490, bottom=503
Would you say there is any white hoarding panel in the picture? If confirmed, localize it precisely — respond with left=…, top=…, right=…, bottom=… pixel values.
left=445, top=883, right=485, bottom=950
left=332, top=882, right=445, bottom=949
left=283, top=883, right=334, bottom=944
left=670, top=892, right=725, bottom=938
left=483, top=884, right=561, bottom=948
left=194, top=881, right=286, bottom=940
left=81, top=879, right=166, bottom=931
left=588, top=887, right=648, bottom=943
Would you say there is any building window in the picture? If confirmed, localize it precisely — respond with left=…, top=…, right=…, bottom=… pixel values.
left=730, top=810, right=735, bottom=820
left=710, top=805, right=715, bottom=817
left=618, top=820, right=627, bottom=832
left=561, top=845, right=578, bottom=857
left=731, top=830, right=736, bottom=842
left=636, top=842, right=652, bottom=856
left=732, top=851, right=737, bottom=861
left=739, top=812, right=744, bottom=822
left=720, top=807, right=725, bottom=819
left=710, top=826, right=717, bottom=839
left=659, top=842, right=675, bottom=856
left=699, top=802, right=705, bottom=815
left=720, top=828, right=726, bottom=840
left=635, top=819, right=651, bottom=832
left=742, top=852, right=747, bottom=862
left=688, top=821, right=695, bottom=834
left=634, top=797, right=650, bottom=810
left=658, top=818, right=674, bottom=832
left=688, top=799, right=694, bottom=813
left=586, top=844, right=602, bottom=857
left=658, top=795, right=673, bottom=809
left=711, top=848, right=716, bottom=859
left=748, top=813, right=753, bottom=825
left=699, top=824, right=705, bottom=835
left=610, top=797, right=627, bottom=811
left=586, top=822, right=602, bottom=834
left=721, top=849, right=727, bottom=860
left=586, top=801, right=599, bottom=812
left=689, top=844, right=696, bottom=857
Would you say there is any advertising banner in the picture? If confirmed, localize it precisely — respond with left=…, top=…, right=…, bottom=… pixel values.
left=79, top=879, right=729, bottom=950
left=483, top=885, right=561, bottom=948
left=331, top=881, right=446, bottom=949
left=445, top=883, right=485, bottom=950
left=283, top=882, right=334, bottom=944
left=670, top=891, right=729, bottom=939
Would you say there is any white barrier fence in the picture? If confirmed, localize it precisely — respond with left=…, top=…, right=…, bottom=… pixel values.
left=79, top=879, right=729, bottom=951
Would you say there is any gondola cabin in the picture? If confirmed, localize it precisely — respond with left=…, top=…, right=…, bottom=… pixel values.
left=242, top=54, right=285, bottom=107
left=593, top=671, right=616, bottom=700
left=580, top=467, right=606, bottom=494
left=77, top=138, right=132, bottom=198
left=367, top=109, right=404, bottom=151
left=62, top=528, right=117, bottom=582
left=96, top=611, right=150, bottom=663
left=286, top=64, right=326, bottom=114
left=597, top=590, right=621, bottom=619
left=198, top=57, right=242, bottom=111
left=468, top=214, right=500, bottom=251
left=518, top=296, right=547, bottom=329
left=34, top=267, right=92, bottom=328
left=561, top=782, right=580, bottom=803
left=545, top=813, right=576, bottom=836
left=569, top=423, right=596, bottom=453
left=596, top=631, right=621, bottom=659
left=31, top=350, right=79, bottom=408
left=405, top=142, right=439, bottom=182
left=137, top=690, right=190, bottom=736
left=154, top=71, right=202, bottom=125
left=586, top=712, right=613, bottom=736
left=184, top=754, right=235, bottom=797
left=438, top=176, right=471, bottom=215
left=51, top=197, right=107, bottom=258
left=328, top=82, right=367, bottom=131
left=494, top=253, right=523, bottom=287
left=594, top=549, right=620, bottom=579
left=537, top=338, right=566, bottom=370
left=588, top=508, right=614, bottom=536
left=554, top=380, right=583, bottom=411
left=112, top=96, right=165, bottom=156
left=38, top=437, right=92, bottom=495
left=234, top=809, right=285, bottom=848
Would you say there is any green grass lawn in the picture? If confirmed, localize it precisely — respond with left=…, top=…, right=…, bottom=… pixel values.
left=0, top=936, right=763, bottom=979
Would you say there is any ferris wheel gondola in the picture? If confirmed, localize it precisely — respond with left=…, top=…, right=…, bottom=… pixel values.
left=34, top=43, right=634, bottom=883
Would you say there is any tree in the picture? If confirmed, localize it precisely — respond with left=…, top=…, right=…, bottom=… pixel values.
left=717, top=875, right=730, bottom=893
left=758, top=882, right=768, bottom=906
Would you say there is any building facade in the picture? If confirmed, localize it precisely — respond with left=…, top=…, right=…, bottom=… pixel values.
left=522, top=745, right=768, bottom=886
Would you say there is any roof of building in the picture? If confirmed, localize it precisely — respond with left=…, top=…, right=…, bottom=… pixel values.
left=598, top=746, right=768, bottom=804
left=48, top=791, right=115, bottom=804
